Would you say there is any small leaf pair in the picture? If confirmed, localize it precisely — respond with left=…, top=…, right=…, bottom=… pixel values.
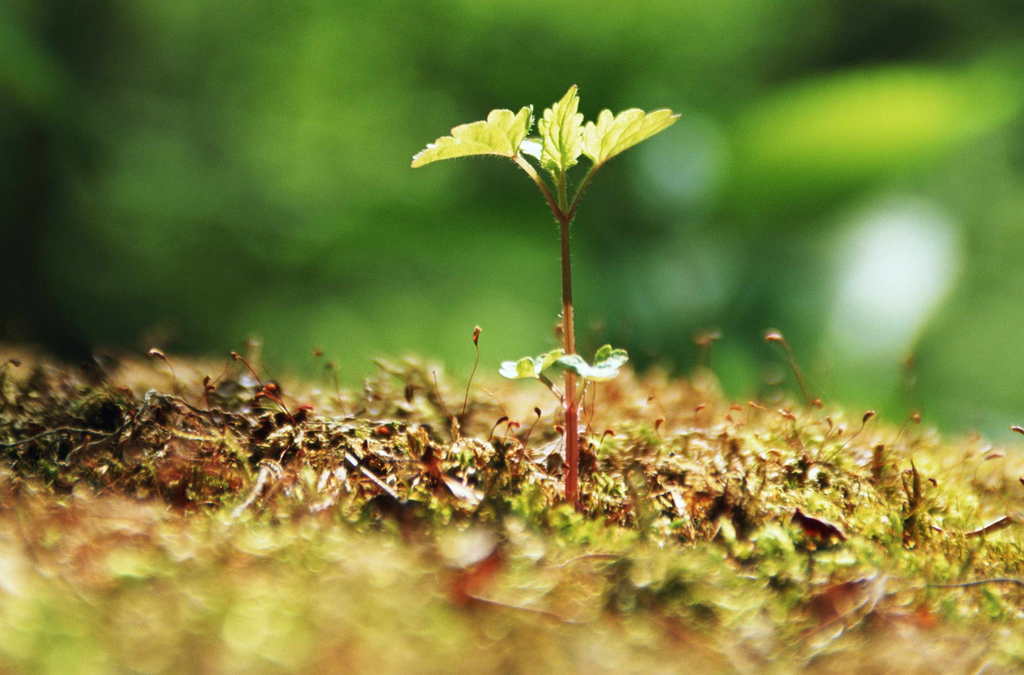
left=500, top=345, right=629, bottom=383
left=552, top=344, right=629, bottom=382
left=498, top=348, right=565, bottom=380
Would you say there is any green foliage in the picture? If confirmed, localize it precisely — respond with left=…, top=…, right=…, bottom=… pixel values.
left=12, top=3, right=1024, bottom=436
left=410, top=106, right=534, bottom=167
left=413, top=85, right=677, bottom=505
left=412, top=84, right=676, bottom=386
left=498, top=345, right=630, bottom=383
left=413, top=84, right=679, bottom=179
left=552, top=344, right=630, bottom=382
left=538, top=84, right=584, bottom=174
left=582, top=108, right=680, bottom=167
left=730, top=65, right=1022, bottom=202
left=498, top=348, right=565, bottom=380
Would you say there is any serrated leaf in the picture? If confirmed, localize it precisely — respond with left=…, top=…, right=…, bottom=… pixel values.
left=539, top=85, right=584, bottom=174
left=411, top=106, right=533, bottom=168
left=582, top=108, right=679, bottom=167
left=499, top=349, right=566, bottom=380
left=554, top=345, right=629, bottom=382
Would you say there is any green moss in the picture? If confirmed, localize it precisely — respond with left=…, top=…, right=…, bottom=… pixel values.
left=0, top=350, right=1022, bottom=672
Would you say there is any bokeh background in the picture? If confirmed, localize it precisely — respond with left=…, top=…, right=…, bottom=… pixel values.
left=3, top=0, right=1024, bottom=437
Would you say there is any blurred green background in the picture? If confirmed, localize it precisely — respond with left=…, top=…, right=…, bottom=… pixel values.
left=3, top=0, right=1024, bottom=437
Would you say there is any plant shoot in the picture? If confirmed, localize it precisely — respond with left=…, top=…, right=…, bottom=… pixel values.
left=413, top=85, right=678, bottom=508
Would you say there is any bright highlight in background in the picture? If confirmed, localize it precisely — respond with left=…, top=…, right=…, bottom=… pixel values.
left=828, top=197, right=961, bottom=361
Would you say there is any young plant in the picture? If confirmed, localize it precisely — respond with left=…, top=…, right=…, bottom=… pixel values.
left=412, top=85, right=678, bottom=509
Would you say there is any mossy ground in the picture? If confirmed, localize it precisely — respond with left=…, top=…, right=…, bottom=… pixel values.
left=1, top=346, right=1022, bottom=673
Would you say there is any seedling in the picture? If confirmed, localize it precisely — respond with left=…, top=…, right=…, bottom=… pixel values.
left=412, top=85, right=678, bottom=508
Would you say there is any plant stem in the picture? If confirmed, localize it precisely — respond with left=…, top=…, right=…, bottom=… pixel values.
left=514, top=154, right=583, bottom=510
left=555, top=172, right=580, bottom=511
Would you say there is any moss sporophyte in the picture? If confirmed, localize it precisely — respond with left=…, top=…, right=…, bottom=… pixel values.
left=412, top=85, right=678, bottom=509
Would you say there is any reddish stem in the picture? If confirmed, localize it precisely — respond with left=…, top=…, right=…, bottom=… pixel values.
left=560, top=214, right=579, bottom=509
left=515, top=156, right=583, bottom=511
left=555, top=174, right=580, bottom=511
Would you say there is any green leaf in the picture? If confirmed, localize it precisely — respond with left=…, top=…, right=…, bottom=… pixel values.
left=551, top=354, right=590, bottom=377
left=593, top=344, right=629, bottom=371
left=499, top=357, right=536, bottom=379
left=499, top=348, right=565, bottom=380
left=554, top=345, right=629, bottom=381
left=582, top=108, right=679, bottom=167
left=411, top=106, right=533, bottom=168
left=536, top=348, right=566, bottom=373
left=539, top=85, right=584, bottom=174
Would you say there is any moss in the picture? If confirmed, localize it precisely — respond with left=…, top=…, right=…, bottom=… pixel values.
left=0, top=349, right=1022, bottom=672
